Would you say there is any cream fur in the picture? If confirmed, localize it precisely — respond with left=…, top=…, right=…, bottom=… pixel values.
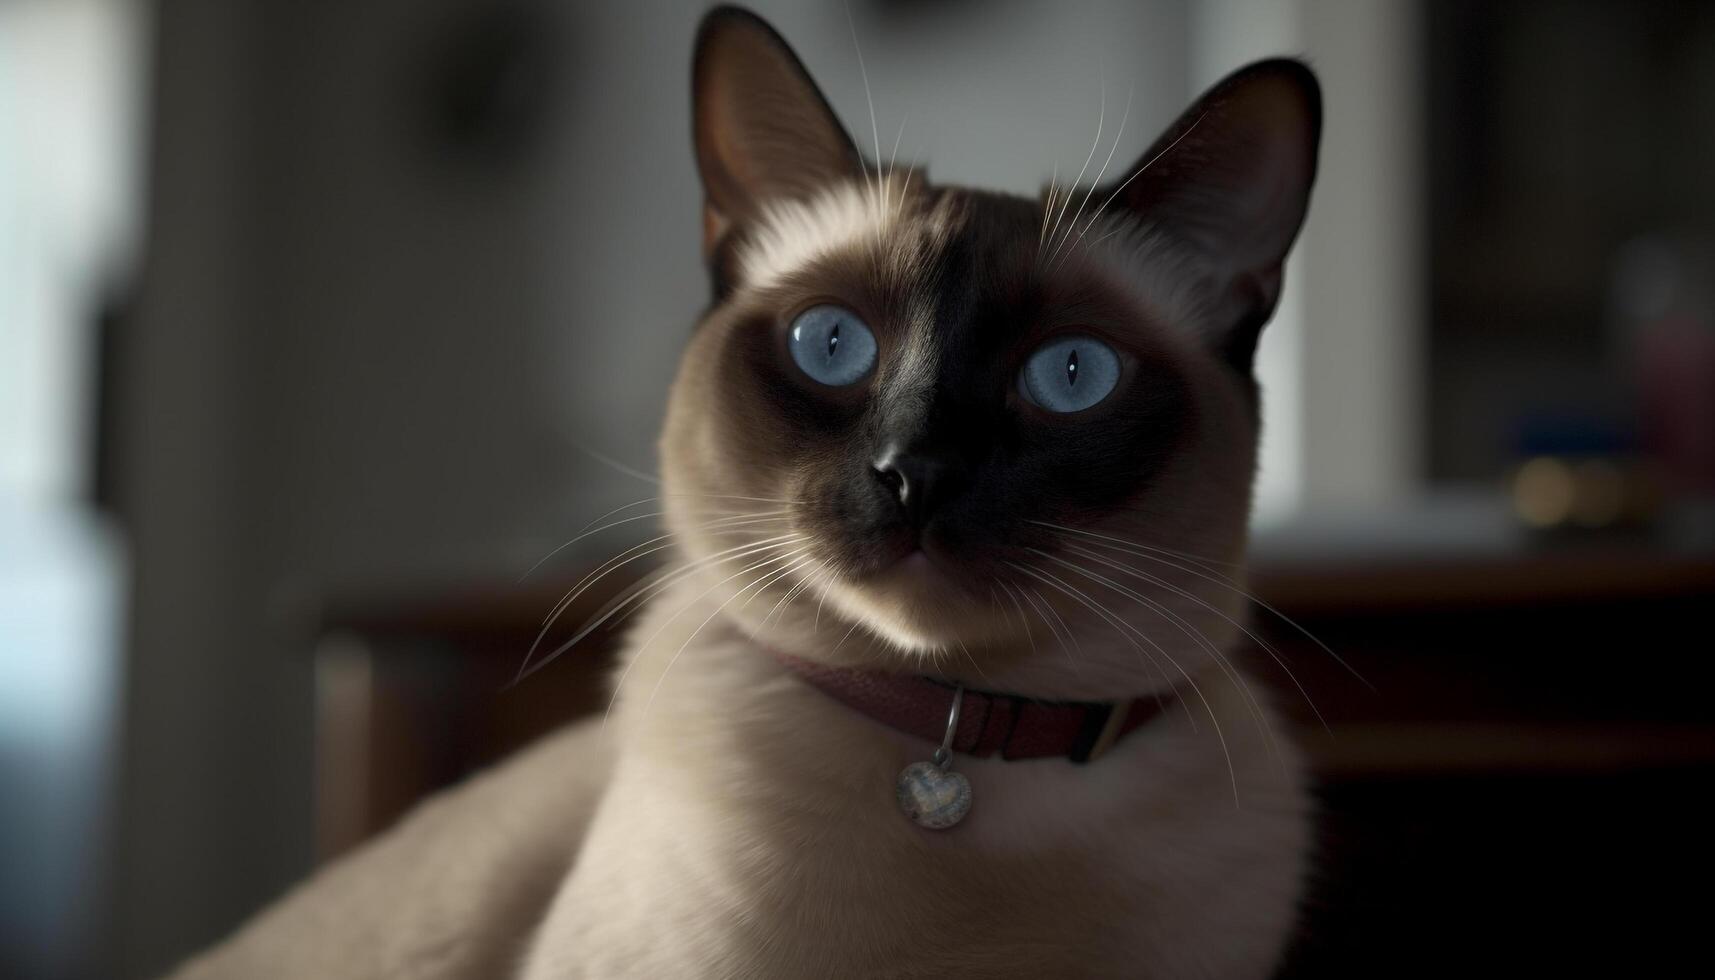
left=739, top=179, right=898, bottom=291
left=167, top=721, right=613, bottom=979
left=518, top=582, right=1308, bottom=979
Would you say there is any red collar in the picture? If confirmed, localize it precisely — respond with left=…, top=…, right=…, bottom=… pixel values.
left=772, top=652, right=1171, bottom=764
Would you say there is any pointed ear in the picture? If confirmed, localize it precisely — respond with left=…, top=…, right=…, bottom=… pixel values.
left=1108, top=59, right=1321, bottom=366
left=692, top=7, right=864, bottom=255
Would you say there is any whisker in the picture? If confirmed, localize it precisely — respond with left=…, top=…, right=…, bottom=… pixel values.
left=518, top=510, right=675, bottom=583
left=570, top=440, right=659, bottom=486
left=517, top=512, right=795, bottom=680
left=998, top=578, right=1062, bottom=674
left=527, top=535, right=675, bottom=659
left=1052, top=111, right=1207, bottom=271
left=522, top=499, right=799, bottom=582
left=1039, top=521, right=1373, bottom=691
left=739, top=555, right=815, bottom=614
left=831, top=617, right=866, bottom=656
left=1061, top=541, right=1331, bottom=733
left=580, top=494, right=803, bottom=530
left=885, top=113, right=909, bottom=223
left=1038, top=162, right=1061, bottom=252
left=634, top=546, right=812, bottom=730
left=598, top=540, right=809, bottom=735
left=1021, top=562, right=1178, bottom=721
left=954, top=640, right=993, bottom=686
left=1041, top=62, right=1106, bottom=265
left=597, top=532, right=806, bottom=638
left=995, top=581, right=1035, bottom=655
left=1037, top=518, right=1244, bottom=570
left=813, top=558, right=847, bottom=634
left=1011, top=561, right=1237, bottom=805
left=1021, top=582, right=1085, bottom=676
left=844, top=1, right=883, bottom=227
left=1031, top=548, right=1285, bottom=767
left=539, top=511, right=792, bottom=627
left=1045, top=83, right=1134, bottom=270
left=763, top=558, right=828, bottom=630
left=519, top=533, right=807, bottom=687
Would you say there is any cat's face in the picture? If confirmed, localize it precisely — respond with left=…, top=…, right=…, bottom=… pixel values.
left=660, top=8, right=1318, bottom=694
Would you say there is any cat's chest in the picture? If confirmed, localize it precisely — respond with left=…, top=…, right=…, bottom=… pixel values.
left=529, top=746, right=1141, bottom=979
left=523, top=697, right=1267, bottom=976
left=518, top=607, right=1307, bottom=978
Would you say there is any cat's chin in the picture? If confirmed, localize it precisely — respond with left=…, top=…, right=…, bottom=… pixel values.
left=820, top=548, right=1008, bottom=653
left=867, top=545, right=969, bottom=602
left=890, top=549, right=938, bottom=582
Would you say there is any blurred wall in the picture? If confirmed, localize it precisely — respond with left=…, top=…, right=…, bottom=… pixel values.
left=1193, top=0, right=1423, bottom=517
left=1, top=3, right=141, bottom=977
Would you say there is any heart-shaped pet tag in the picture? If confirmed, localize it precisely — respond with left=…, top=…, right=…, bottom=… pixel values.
left=896, top=760, right=972, bottom=829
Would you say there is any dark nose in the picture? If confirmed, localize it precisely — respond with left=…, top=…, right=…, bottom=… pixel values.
left=872, top=448, right=959, bottom=528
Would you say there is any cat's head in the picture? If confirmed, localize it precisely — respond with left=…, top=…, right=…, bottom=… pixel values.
left=660, top=7, right=1319, bottom=695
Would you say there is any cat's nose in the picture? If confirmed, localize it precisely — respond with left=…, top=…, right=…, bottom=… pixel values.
left=871, top=449, right=957, bottom=528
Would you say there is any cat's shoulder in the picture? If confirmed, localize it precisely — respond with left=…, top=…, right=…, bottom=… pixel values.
left=165, top=718, right=612, bottom=980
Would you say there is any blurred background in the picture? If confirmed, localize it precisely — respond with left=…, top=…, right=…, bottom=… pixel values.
left=2, top=0, right=1712, bottom=977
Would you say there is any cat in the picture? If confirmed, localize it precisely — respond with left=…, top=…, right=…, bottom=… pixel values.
left=170, top=6, right=1321, bottom=978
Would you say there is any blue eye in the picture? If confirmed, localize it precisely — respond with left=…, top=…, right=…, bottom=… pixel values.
left=1019, top=336, right=1122, bottom=413
left=788, top=305, right=877, bottom=387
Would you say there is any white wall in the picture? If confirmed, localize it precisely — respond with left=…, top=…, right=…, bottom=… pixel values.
left=0, top=0, right=142, bottom=501
left=1296, top=0, right=1423, bottom=508
left=1190, top=0, right=1424, bottom=519
left=0, top=4, right=139, bottom=977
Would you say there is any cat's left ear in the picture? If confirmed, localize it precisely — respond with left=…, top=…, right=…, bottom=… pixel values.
left=1104, top=59, right=1321, bottom=367
left=692, top=7, right=864, bottom=255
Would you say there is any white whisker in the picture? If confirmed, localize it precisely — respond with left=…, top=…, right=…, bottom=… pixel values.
left=1062, top=541, right=1330, bottom=733
left=885, top=113, right=908, bottom=223
left=1046, top=83, right=1134, bottom=270
left=570, top=440, right=659, bottom=486
left=1054, top=112, right=1207, bottom=271
left=598, top=539, right=809, bottom=736
left=1038, top=163, right=1061, bottom=253
left=1042, top=63, right=1106, bottom=266
left=845, top=1, right=883, bottom=227
left=523, top=532, right=806, bottom=689
left=516, top=512, right=795, bottom=682
left=1035, top=519, right=1372, bottom=691
left=635, top=546, right=812, bottom=730
left=1011, top=560, right=1237, bottom=805
left=1031, top=547, right=1285, bottom=768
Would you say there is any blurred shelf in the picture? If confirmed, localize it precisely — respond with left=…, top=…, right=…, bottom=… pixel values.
left=1303, top=723, right=1715, bottom=779
left=320, top=540, right=1715, bottom=632
left=1251, top=547, right=1715, bottom=614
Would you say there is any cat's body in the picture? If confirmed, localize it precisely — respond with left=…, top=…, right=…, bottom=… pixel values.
left=172, top=7, right=1323, bottom=978
left=522, top=581, right=1305, bottom=979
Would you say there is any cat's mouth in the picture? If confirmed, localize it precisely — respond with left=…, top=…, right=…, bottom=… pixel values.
left=892, top=548, right=939, bottom=581
left=819, top=537, right=1023, bottom=653
left=864, top=537, right=979, bottom=599
left=898, top=548, right=932, bottom=567
left=841, top=513, right=1000, bottom=593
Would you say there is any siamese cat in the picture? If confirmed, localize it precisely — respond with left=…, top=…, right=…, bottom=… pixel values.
left=172, top=6, right=1321, bottom=978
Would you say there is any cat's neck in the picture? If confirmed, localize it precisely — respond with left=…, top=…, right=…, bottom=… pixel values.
left=611, top=575, right=1238, bottom=745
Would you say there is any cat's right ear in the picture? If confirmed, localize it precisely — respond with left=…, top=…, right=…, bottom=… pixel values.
left=1100, top=59, right=1321, bottom=368
left=693, top=6, right=864, bottom=256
